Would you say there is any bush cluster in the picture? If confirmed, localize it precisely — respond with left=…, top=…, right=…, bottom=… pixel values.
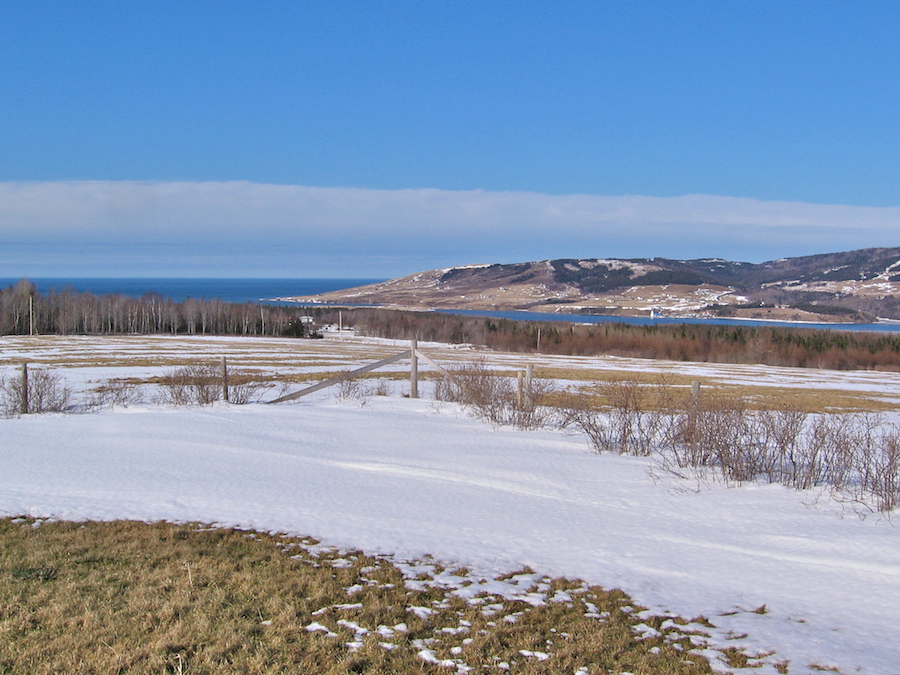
left=0, top=367, right=70, bottom=417
left=434, top=360, right=557, bottom=430
left=559, top=379, right=900, bottom=514
left=0, top=363, right=270, bottom=417
left=155, top=364, right=270, bottom=406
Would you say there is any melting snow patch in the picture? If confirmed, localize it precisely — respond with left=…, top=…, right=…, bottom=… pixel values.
left=408, top=606, right=437, bottom=621
left=550, top=590, right=572, bottom=603
left=632, top=623, right=662, bottom=640
left=417, top=649, right=456, bottom=668
left=518, top=650, right=550, bottom=661
left=336, top=619, right=368, bottom=635
left=437, top=625, right=469, bottom=635
left=305, top=622, right=337, bottom=638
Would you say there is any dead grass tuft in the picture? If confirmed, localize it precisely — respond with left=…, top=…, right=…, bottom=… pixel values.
left=0, top=518, right=728, bottom=674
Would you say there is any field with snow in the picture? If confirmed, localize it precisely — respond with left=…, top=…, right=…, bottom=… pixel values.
left=2, top=332, right=900, bottom=674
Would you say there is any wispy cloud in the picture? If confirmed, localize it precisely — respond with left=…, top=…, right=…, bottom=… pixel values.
left=1, top=181, right=898, bottom=277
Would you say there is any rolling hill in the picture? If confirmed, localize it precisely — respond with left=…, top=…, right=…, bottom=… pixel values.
left=285, top=247, right=900, bottom=322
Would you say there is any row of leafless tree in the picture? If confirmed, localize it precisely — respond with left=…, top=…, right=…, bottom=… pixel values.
left=0, top=280, right=316, bottom=337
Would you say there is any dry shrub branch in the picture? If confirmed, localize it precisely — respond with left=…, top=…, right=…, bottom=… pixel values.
left=334, top=372, right=372, bottom=404
left=559, top=378, right=676, bottom=456
left=434, top=359, right=557, bottom=430
left=156, top=364, right=270, bottom=406
left=560, top=378, right=900, bottom=514
left=0, top=367, right=71, bottom=417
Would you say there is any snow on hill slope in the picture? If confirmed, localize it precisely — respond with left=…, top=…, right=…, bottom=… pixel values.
left=2, top=396, right=899, bottom=674
left=284, top=247, right=900, bottom=320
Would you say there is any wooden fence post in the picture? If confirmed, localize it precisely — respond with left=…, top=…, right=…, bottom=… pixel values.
left=410, top=339, right=418, bottom=399
left=691, top=380, right=701, bottom=402
left=221, top=356, right=229, bottom=402
left=525, top=364, right=534, bottom=411
left=21, top=363, right=28, bottom=415
left=517, top=370, right=525, bottom=409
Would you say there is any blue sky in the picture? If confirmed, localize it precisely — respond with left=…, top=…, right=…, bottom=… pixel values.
left=1, top=2, right=898, bottom=277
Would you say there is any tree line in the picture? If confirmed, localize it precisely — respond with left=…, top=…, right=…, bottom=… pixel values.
left=1, top=280, right=316, bottom=337
left=319, top=307, right=900, bottom=371
left=6, top=279, right=900, bottom=371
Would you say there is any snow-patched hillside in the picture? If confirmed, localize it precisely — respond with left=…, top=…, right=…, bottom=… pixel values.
left=2, top=395, right=899, bottom=674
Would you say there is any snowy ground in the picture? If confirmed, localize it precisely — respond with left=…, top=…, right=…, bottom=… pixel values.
left=2, top=334, right=900, bottom=674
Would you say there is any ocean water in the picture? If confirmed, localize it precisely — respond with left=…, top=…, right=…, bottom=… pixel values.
left=0, top=278, right=382, bottom=305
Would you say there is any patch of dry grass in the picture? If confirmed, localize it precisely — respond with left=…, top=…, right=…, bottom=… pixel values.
left=0, top=518, right=722, bottom=675
left=537, top=367, right=896, bottom=415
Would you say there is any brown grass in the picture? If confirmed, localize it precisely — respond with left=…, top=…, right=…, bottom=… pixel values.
left=551, top=377, right=894, bottom=415
left=0, top=518, right=724, bottom=675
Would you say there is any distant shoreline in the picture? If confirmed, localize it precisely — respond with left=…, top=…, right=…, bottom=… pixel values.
left=271, top=299, right=900, bottom=333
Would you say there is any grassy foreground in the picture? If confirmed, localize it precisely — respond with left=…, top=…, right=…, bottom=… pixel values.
left=0, top=518, right=730, bottom=675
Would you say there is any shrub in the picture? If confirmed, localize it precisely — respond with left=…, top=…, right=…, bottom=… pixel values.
left=559, top=378, right=900, bottom=514
left=87, top=378, right=143, bottom=409
left=156, top=365, right=269, bottom=406
left=0, top=367, right=71, bottom=416
left=434, top=360, right=556, bottom=429
left=334, top=372, right=371, bottom=404
left=561, top=378, right=672, bottom=456
left=157, top=364, right=222, bottom=406
left=228, top=374, right=272, bottom=405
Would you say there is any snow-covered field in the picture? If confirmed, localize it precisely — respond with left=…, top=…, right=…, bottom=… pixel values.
left=2, top=334, right=900, bottom=674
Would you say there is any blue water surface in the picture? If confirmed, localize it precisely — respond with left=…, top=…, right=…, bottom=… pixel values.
left=0, top=278, right=382, bottom=305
